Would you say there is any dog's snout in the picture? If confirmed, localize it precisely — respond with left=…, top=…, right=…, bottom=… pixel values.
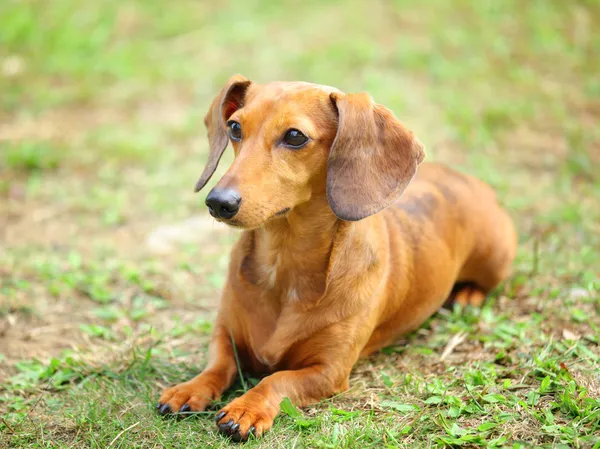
left=205, top=188, right=242, bottom=219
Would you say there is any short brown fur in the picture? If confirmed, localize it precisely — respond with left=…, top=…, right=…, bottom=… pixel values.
left=158, top=76, right=517, bottom=441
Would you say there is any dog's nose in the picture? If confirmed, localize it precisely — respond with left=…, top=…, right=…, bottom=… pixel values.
left=205, top=188, right=242, bottom=219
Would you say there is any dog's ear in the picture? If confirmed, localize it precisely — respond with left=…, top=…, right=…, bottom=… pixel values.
left=194, top=74, right=252, bottom=192
left=327, top=92, right=425, bottom=221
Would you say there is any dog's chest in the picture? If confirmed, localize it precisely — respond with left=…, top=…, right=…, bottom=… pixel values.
left=233, top=230, right=331, bottom=368
left=240, top=249, right=326, bottom=303
left=235, top=264, right=325, bottom=368
left=234, top=287, right=290, bottom=370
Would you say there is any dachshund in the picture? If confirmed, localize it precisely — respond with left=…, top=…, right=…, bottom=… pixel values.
left=157, top=75, right=517, bottom=442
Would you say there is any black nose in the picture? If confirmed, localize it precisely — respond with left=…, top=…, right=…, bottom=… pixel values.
left=205, top=188, right=242, bottom=219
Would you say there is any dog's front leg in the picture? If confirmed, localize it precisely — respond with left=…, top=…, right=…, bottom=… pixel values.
left=215, top=365, right=347, bottom=441
left=215, top=321, right=365, bottom=441
left=157, top=322, right=238, bottom=415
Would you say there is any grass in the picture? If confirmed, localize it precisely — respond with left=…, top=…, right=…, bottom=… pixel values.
left=1, top=0, right=599, bottom=447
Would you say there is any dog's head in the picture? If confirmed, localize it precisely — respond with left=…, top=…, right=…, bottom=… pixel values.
left=196, top=75, right=425, bottom=229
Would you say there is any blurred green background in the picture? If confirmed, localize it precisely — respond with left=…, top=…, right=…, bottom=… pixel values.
left=1, top=1, right=599, bottom=448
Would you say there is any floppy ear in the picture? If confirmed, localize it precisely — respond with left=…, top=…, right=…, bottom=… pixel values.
left=194, top=74, right=251, bottom=192
left=327, top=92, right=425, bottom=221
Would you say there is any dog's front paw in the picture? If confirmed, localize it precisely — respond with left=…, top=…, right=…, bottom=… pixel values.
left=215, top=394, right=279, bottom=442
left=157, top=379, right=217, bottom=417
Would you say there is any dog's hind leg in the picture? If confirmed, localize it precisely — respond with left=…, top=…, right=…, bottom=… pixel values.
left=446, top=206, right=517, bottom=309
left=444, top=282, right=487, bottom=308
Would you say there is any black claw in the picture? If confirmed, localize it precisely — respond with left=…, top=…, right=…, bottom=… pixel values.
left=215, top=411, right=226, bottom=423
left=231, top=431, right=243, bottom=442
left=156, top=402, right=162, bottom=410
left=248, top=426, right=256, bottom=438
left=230, top=423, right=240, bottom=433
left=159, top=403, right=171, bottom=415
left=218, top=419, right=234, bottom=433
left=179, top=404, right=191, bottom=413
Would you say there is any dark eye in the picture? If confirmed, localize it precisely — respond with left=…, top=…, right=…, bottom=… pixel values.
left=227, top=120, right=242, bottom=141
left=282, top=129, right=309, bottom=149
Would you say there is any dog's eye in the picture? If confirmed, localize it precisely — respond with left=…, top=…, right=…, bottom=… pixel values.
left=227, top=121, right=242, bottom=141
left=282, top=129, right=309, bottom=148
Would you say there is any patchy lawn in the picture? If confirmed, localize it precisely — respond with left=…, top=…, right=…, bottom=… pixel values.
left=1, top=0, right=598, bottom=448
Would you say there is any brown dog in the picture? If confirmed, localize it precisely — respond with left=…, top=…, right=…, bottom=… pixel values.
left=157, top=75, right=517, bottom=441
